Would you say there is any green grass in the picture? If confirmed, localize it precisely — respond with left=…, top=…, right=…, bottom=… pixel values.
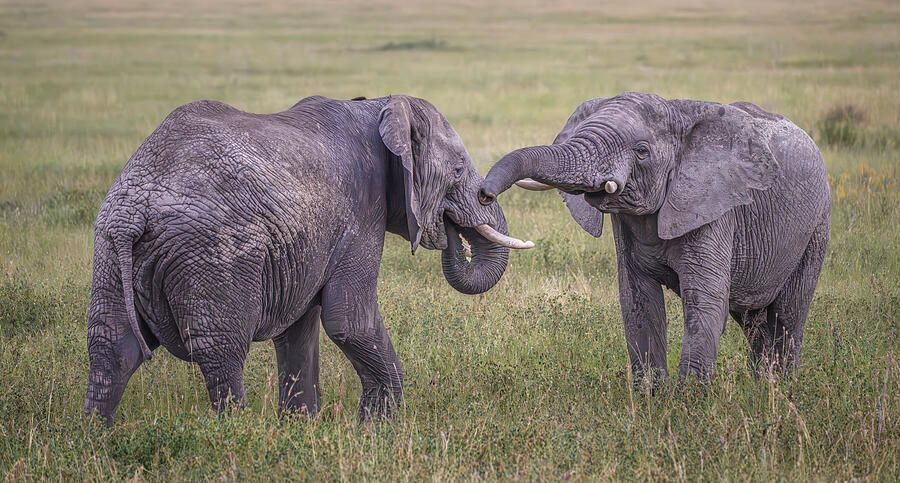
left=1, top=0, right=898, bottom=479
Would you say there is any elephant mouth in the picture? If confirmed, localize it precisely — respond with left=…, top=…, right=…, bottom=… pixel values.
left=442, top=210, right=534, bottom=251
left=584, top=191, right=607, bottom=206
left=444, top=217, right=475, bottom=258
left=584, top=184, right=634, bottom=213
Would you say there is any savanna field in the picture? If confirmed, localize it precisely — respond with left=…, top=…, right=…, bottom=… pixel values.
left=1, top=0, right=898, bottom=479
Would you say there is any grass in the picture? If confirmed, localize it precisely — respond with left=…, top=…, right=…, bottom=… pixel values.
left=1, top=0, right=898, bottom=479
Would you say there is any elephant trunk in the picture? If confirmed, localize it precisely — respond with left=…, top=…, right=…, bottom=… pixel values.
left=479, top=144, right=574, bottom=205
left=441, top=213, right=510, bottom=295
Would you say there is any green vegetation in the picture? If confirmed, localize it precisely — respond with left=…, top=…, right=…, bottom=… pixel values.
left=0, top=0, right=897, bottom=479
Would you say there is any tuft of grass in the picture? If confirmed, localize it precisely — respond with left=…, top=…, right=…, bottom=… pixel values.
left=374, top=38, right=454, bottom=51
left=0, top=277, right=88, bottom=333
left=817, top=103, right=866, bottom=148
left=41, top=189, right=105, bottom=227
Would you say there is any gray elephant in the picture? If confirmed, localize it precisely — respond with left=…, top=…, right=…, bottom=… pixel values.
left=84, top=94, right=533, bottom=424
left=480, top=92, right=830, bottom=383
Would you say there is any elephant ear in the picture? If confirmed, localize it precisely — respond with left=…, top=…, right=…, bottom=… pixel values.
left=560, top=192, right=604, bottom=237
left=554, top=98, right=608, bottom=237
left=658, top=100, right=781, bottom=240
left=379, top=96, right=425, bottom=253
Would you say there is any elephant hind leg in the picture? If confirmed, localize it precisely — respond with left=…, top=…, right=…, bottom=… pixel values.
left=84, top=239, right=158, bottom=424
left=766, top=219, right=830, bottom=372
left=273, top=304, right=322, bottom=417
left=179, top=310, right=251, bottom=414
left=84, top=308, right=155, bottom=424
left=732, top=307, right=782, bottom=377
left=168, top=287, right=255, bottom=415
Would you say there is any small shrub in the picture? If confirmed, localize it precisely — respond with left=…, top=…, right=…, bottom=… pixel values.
left=817, top=104, right=865, bottom=148
left=865, top=126, right=900, bottom=151
left=374, top=38, right=452, bottom=51
left=0, top=276, right=87, bottom=333
left=41, top=188, right=105, bottom=227
left=0, top=277, right=51, bottom=332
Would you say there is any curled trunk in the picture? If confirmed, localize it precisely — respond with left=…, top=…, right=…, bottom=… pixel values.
left=441, top=215, right=510, bottom=295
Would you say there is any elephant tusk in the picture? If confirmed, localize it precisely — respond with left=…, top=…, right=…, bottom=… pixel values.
left=604, top=181, right=618, bottom=193
left=475, top=224, right=535, bottom=249
left=461, top=238, right=473, bottom=258
left=515, top=178, right=555, bottom=191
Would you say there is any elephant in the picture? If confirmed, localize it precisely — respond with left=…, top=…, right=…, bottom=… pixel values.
left=84, top=94, right=533, bottom=424
left=480, top=92, right=830, bottom=383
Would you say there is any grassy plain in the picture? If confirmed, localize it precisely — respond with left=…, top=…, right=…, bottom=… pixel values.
left=0, top=0, right=898, bottom=479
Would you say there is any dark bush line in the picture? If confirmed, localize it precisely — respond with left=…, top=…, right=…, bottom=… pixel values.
left=374, top=38, right=455, bottom=51
left=0, top=276, right=88, bottom=334
left=815, top=103, right=898, bottom=150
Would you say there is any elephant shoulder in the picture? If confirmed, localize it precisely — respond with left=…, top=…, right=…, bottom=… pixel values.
left=729, top=101, right=784, bottom=123
left=165, top=100, right=243, bottom=124
left=288, top=95, right=331, bottom=109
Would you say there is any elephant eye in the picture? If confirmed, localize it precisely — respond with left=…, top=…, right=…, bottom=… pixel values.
left=633, top=143, right=651, bottom=160
left=454, top=164, right=465, bottom=179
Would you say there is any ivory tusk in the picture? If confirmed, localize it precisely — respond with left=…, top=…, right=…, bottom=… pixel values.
left=515, top=178, right=555, bottom=191
left=461, top=238, right=473, bottom=258
left=604, top=181, right=618, bottom=193
left=475, top=224, right=535, bottom=249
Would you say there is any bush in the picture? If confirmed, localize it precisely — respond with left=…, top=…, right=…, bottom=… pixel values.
left=41, top=188, right=105, bottom=227
left=0, top=276, right=87, bottom=333
left=817, top=104, right=865, bottom=148
left=374, top=38, right=452, bottom=51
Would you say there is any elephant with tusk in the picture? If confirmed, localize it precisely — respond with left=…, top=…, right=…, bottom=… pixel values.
left=482, top=92, right=831, bottom=384
left=84, top=94, right=533, bottom=424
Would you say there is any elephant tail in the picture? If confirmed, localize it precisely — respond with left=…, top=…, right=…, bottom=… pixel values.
left=112, top=232, right=152, bottom=361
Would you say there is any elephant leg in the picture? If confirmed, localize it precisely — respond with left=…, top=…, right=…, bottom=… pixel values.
left=187, top=316, right=250, bottom=414
left=675, top=222, right=733, bottom=381
left=84, top=240, right=156, bottom=424
left=194, top=339, right=249, bottom=415
left=618, top=262, right=668, bottom=389
left=173, top=299, right=251, bottom=414
left=165, top=257, right=262, bottom=415
left=84, top=302, right=153, bottom=424
left=321, top=268, right=403, bottom=421
left=273, top=304, right=321, bottom=417
left=731, top=308, right=777, bottom=377
left=766, top=219, right=829, bottom=372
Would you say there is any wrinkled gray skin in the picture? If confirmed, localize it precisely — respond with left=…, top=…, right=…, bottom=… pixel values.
left=85, top=95, right=511, bottom=424
left=481, top=92, right=830, bottom=383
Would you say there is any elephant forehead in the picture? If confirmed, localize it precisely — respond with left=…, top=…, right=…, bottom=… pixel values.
left=427, top=123, right=468, bottom=160
left=594, top=96, right=670, bottom=136
left=576, top=113, right=647, bottom=149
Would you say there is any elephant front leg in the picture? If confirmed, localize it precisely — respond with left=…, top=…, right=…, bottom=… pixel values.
left=273, top=305, right=322, bottom=417
left=618, top=263, right=668, bottom=390
left=674, top=227, right=733, bottom=381
left=321, top=272, right=404, bottom=421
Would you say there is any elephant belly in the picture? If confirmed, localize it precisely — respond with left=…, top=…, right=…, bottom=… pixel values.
left=727, top=198, right=821, bottom=312
left=252, top=221, right=351, bottom=341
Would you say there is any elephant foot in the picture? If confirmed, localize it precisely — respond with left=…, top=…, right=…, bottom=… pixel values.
left=357, top=383, right=402, bottom=421
left=632, top=366, right=667, bottom=395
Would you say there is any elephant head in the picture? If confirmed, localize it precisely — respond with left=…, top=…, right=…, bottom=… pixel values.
left=378, top=96, right=533, bottom=294
left=479, top=92, right=780, bottom=239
